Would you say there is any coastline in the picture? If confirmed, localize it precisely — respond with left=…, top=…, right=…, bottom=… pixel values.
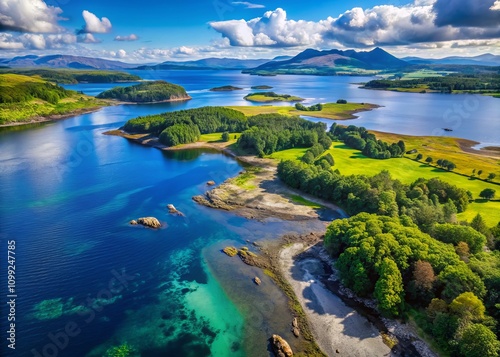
left=0, top=105, right=110, bottom=128
left=106, top=128, right=441, bottom=356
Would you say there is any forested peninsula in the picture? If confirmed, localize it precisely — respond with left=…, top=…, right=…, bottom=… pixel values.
left=113, top=104, right=500, bottom=357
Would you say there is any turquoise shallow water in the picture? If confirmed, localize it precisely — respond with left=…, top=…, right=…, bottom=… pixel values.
left=1, top=70, right=499, bottom=357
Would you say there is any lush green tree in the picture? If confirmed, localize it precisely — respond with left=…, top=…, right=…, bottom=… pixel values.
left=449, top=291, right=485, bottom=321
left=425, top=156, right=433, bottom=164
left=337, top=99, right=347, bottom=104
left=478, top=169, right=483, bottom=177
left=480, top=188, right=496, bottom=200
left=221, top=131, right=230, bottom=142
left=159, top=123, right=200, bottom=146
left=459, top=324, right=500, bottom=357
left=488, top=173, right=497, bottom=181
left=433, top=223, right=486, bottom=254
left=416, top=153, right=423, bottom=161
left=374, top=258, right=404, bottom=316
left=471, top=214, right=490, bottom=236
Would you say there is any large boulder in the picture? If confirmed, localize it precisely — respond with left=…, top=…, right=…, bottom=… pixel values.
left=271, top=334, right=293, bottom=357
left=136, top=217, right=161, bottom=228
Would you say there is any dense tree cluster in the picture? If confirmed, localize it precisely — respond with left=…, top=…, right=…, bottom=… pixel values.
left=324, top=213, right=498, bottom=355
left=0, top=81, right=70, bottom=104
left=329, top=123, right=405, bottom=159
left=278, top=163, right=469, bottom=230
left=295, top=103, right=323, bottom=111
left=124, top=106, right=247, bottom=136
left=365, top=73, right=500, bottom=93
left=97, top=81, right=189, bottom=103
left=236, top=114, right=331, bottom=156
left=159, top=123, right=200, bottom=146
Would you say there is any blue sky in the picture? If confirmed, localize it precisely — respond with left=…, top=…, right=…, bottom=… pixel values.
left=1, top=0, right=499, bottom=62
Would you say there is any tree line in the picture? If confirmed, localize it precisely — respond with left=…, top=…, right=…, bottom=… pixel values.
left=0, top=81, right=70, bottom=104
left=329, top=123, right=406, bottom=159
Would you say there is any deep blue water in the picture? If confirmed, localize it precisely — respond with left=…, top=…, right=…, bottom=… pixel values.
left=1, top=70, right=499, bottom=357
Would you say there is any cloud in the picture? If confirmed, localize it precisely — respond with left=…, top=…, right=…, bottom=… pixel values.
left=78, top=33, right=100, bottom=44
left=211, top=3, right=500, bottom=49
left=78, top=10, right=112, bottom=34
left=231, top=1, right=265, bottom=9
left=114, top=34, right=138, bottom=41
left=0, top=33, right=24, bottom=49
left=492, top=1, right=500, bottom=11
left=0, top=0, right=63, bottom=33
left=433, top=0, right=500, bottom=27
left=0, top=33, right=76, bottom=50
left=210, top=8, right=332, bottom=47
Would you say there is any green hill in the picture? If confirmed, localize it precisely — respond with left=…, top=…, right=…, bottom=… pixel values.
left=0, top=74, right=108, bottom=125
left=0, top=68, right=141, bottom=84
left=97, top=81, right=191, bottom=103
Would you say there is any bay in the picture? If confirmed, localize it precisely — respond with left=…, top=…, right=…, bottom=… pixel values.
left=1, top=70, right=499, bottom=357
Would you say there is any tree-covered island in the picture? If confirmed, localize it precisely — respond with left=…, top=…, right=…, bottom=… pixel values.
left=97, top=80, right=191, bottom=103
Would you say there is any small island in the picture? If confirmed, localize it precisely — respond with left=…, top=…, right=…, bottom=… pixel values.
left=244, top=91, right=304, bottom=103
left=97, top=80, right=191, bottom=103
left=251, top=85, right=273, bottom=90
left=209, top=85, right=243, bottom=91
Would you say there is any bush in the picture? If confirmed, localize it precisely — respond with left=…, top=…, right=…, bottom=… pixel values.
left=337, top=99, right=347, bottom=104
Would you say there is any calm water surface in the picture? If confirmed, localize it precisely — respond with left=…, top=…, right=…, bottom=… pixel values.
left=1, top=70, right=498, bottom=357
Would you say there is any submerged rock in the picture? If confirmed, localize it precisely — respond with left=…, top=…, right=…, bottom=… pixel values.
left=270, top=334, right=293, bottom=357
left=292, top=317, right=298, bottom=328
left=254, top=277, right=261, bottom=285
left=129, top=220, right=138, bottom=225
left=136, top=217, right=161, bottom=228
left=207, top=180, right=216, bottom=186
left=222, top=246, right=238, bottom=257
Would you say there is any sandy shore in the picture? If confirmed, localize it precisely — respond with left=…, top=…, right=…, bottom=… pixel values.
left=280, top=243, right=392, bottom=357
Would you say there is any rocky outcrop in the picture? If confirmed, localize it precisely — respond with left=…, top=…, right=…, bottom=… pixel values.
left=254, top=277, right=261, bottom=285
left=135, top=217, right=161, bottom=228
left=207, top=180, right=216, bottom=186
left=167, top=204, right=185, bottom=216
left=192, top=192, right=233, bottom=211
left=270, top=334, right=293, bottom=357
left=129, top=220, right=138, bottom=225
left=222, top=247, right=238, bottom=257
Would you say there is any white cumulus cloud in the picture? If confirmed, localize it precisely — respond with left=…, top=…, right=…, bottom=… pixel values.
left=114, top=34, right=138, bottom=41
left=210, top=8, right=332, bottom=47
left=0, top=0, right=63, bottom=33
left=79, top=10, right=112, bottom=34
left=78, top=33, right=100, bottom=44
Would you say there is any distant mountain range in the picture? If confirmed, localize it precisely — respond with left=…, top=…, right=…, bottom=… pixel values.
left=243, top=47, right=409, bottom=75
left=1, top=50, right=499, bottom=73
left=402, top=54, right=500, bottom=67
left=0, top=55, right=137, bottom=70
left=135, top=56, right=292, bottom=70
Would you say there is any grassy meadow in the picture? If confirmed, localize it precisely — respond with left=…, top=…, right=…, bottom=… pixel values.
left=230, top=102, right=378, bottom=120
left=269, top=143, right=500, bottom=226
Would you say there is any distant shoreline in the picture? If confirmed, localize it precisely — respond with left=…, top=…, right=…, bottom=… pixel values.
left=0, top=106, right=110, bottom=128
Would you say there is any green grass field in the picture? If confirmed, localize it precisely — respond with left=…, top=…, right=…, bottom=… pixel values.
left=199, top=132, right=241, bottom=143
left=269, top=143, right=500, bottom=226
left=230, top=102, right=378, bottom=120
left=289, top=194, right=323, bottom=209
